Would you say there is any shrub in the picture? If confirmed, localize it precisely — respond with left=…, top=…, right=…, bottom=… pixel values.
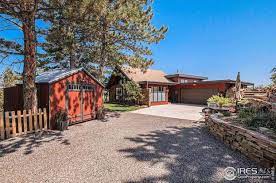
left=122, top=80, right=144, bottom=104
left=96, top=106, right=105, bottom=120
left=238, top=107, right=276, bottom=132
left=207, top=95, right=234, bottom=108
left=53, top=110, right=68, bottom=131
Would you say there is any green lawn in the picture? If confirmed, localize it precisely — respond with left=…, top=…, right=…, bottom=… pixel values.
left=104, top=103, right=144, bottom=112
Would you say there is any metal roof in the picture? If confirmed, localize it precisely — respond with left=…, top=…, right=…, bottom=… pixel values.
left=35, top=67, right=104, bottom=87
left=165, top=74, right=208, bottom=80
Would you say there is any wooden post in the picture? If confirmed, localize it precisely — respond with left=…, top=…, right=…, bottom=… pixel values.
left=0, top=113, right=4, bottom=140
left=23, top=110, right=27, bottom=134
left=28, top=109, right=33, bottom=133
left=43, top=108, right=47, bottom=130
left=5, top=112, right=10, bottom=138
left=17, top=110, right=22, bottom=135
left=11, top=111, right=16, bottom=137
left=33, top=109, right=38, bottom=131
left=39, top=108, right=43, bottom=129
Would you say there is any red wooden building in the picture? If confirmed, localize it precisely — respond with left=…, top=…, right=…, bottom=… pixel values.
left=106, top=67, right=254, bottom=106
left=4, top=68, right=104, bottom=129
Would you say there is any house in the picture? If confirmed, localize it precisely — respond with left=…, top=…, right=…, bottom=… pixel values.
left=106, top=67, right=175, bottom=106
left=4, top=68, right=104, bottom=129
left=106, top=67, right=254, bottom=106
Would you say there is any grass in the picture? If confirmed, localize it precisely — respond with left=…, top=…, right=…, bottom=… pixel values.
left=104, top=103, right=144, bottom=112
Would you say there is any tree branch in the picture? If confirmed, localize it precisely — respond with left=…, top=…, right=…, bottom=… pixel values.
left=0, top=14, right=22, bottom=29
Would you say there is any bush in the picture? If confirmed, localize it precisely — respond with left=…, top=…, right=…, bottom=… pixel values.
left=122, top=80, right=144, bottom=104
left=96, top=107, right=105, bottom=120
left=207, top=95, right=234, bottom=108
left=238, top=107, right=276, bottom=132
left=53, top=110, right=68, bottom=131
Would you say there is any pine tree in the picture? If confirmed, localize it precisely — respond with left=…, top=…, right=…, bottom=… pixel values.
left=0, top=1, right=41, bottom=110
left=43, top=0, right=167, bottom=80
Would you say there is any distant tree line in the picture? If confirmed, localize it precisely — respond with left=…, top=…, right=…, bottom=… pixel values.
left=0, top=0, right=167, bottom=110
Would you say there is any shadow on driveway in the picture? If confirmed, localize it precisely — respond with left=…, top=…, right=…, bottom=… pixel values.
left=119, top=124, right=257, bottom=182
left=0, top=131, right=69, bottom=157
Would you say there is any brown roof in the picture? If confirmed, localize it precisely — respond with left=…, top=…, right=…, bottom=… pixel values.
left=120, top=67, right=175, bottom=85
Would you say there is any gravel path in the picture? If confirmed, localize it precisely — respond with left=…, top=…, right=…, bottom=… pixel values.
left=0, top=113, right=258, bottom=182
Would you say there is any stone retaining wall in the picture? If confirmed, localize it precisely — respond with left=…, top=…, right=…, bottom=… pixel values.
left=206, top=115, right=276, bottom=168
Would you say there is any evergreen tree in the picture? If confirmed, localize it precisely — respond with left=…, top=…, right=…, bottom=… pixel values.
left=0, top=0, right=43, bottom=110
left=43, top=0, right=167, bottom=80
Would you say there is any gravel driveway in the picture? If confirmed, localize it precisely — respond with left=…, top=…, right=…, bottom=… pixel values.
left=0, top=113, right=257, bottom=182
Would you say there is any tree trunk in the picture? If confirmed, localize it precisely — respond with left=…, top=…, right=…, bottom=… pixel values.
left=98, top=16, right=107, bottom=80
left=22, top=12, right=37, bottom=110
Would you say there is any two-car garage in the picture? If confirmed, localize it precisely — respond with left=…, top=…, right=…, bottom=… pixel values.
left=179, top=88, right=219, bottom=105
left=169, top=80, right=251, bottom=105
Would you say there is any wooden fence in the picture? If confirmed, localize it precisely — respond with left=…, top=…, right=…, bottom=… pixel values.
left=0, top=108, right=48, bottom=140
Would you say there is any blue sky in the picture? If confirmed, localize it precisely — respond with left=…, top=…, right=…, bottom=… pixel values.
left=0, top=1, right=275, bottom=86
left=150, top=0, right=276, bottom=85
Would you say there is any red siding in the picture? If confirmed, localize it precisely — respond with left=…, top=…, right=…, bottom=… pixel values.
left=175, top=83, right=226, bottom=91
left=4, top=84, right=49, bottom=112
left=3, top=86, right=23, bottom=111
left=49, top=71, right=103, bottom=128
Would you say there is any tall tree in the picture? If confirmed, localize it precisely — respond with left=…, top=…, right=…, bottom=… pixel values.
left=43, top=0, right=167, bottom=80
left=0, top=0, right=40, bottom=110
left=92, top=0, right=167, bottom=79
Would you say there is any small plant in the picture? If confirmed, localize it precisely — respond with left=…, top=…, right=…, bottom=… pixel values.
left=53, top=110, right=68, bottom=131
left=238, top=107, right=276, bottom=133
left=207, top=95, right=234, bottom=108
left=96, top=106, right=105, bottom=120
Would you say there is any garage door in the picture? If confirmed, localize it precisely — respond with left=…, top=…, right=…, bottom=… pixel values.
left=180, top=88, right=219, bottom=104
left=67, top=84, right=95, bottom=124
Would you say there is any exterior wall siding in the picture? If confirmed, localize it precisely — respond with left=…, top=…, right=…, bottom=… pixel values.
left=4, top=84, right=49, bottom=112
left=49, top=71, right=103, bottom=128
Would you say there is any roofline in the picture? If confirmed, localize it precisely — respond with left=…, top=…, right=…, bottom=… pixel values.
left=116, top=66, right=176, bottom=85
left=165, top=74, right=208, bottom=80
left=178, top=79, right=254, bottom=86
left=138, top=81, right=177, bottom=85
left=37, top=68, right=105, bottom=88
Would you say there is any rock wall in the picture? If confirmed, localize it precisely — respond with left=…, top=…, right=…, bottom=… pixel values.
left=206, top=115, right=276, bottom=168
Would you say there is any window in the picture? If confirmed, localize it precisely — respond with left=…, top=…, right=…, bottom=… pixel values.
left=150, top=86, right=166, bottom=102
left=67, top=84, right=81, bottom=91
left=180, top=79, right=188, bottom=83
left=67, top=84, right=94, bottom=91
left=116, top=87, right=123, bottom=100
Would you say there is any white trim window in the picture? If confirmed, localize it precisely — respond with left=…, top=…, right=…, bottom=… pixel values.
left=180, top=79, right=188, bottom=83
left=115, top=87, right=123, bottom=100
left=150, top=86, right=166, bottom=102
